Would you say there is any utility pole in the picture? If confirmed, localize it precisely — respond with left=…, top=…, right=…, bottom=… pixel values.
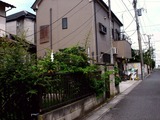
left=133, top=0, right=144, bottom=80
left=146, top=35, right=153, bottom=71
left=50, top=8, right=53, bottom=50
left=108, top=0, right=113, bottom=64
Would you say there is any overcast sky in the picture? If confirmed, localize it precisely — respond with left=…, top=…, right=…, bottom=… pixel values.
left=4, top=0, right=160, bottom=67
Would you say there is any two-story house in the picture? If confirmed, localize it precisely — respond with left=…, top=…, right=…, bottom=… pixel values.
left=6, top=10, right=36, bottom=44
left=0, top=1, right=15, bottom=37
left=31, top=0, right=131, bottom=66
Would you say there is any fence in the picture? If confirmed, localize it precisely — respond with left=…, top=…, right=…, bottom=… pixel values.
left=0, top=83, right=33, bottom=120
left=34, top=72, right=101, bottom=114
left=0, top=71, right=101, bottom=120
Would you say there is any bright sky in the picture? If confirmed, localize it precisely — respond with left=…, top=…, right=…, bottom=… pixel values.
left=103, top=0, right=160, bottom=68
left=4, top=0, right=35, bottom=15
left=3, top=0, right=160, bottom=67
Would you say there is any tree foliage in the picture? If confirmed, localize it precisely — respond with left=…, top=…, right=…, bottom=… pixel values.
left=0, top=37, right=39, bottom=119
left=129, top=48, right=155, bottom=69
left=129, top=48, right=140, bottom=62
left=0, top=37, right=38, bottom=96
left=143, top=47, right=155, bottom=69
left=37, top=46, right=98, bottom=74
left=0, top=36, right=110, bottom=101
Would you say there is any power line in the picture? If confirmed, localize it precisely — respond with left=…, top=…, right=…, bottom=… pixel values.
left=25, top=0, right=85, bottom=38
left=140, top=0, right=160, bottom=2
left=0, top=28, right=12, bottom=35
left=119, top=0, right=136, bottom=38
left=1, top=0, right=90, bottom=44
left=139, top=18, right=148, bottom=45
left=128, top=30, right=136, bottom=37
left=36, top=7, right=103, bottom=53
left=127, top=0, right=132, bottom=4
left=115, top=9, right=134, bottom=14
left=121, top=0, right=135, bottom=19
left=125, top=29, right=136, bottom=32
left=143, top=13, right=160, bottom=32
left=124, top=17, right=135, bottom=30
left=59, top=20, right=92, bottom=49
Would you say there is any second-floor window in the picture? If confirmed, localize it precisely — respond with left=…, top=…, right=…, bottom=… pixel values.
left=62, top=18, right=68, bottom=29
left=40, top=25, right=49, bottom=44
left=112, top=29, right=114, bottom=39
left=115, top=29, right=120, bottom=40
left=99, top=23, right=107, bottom=35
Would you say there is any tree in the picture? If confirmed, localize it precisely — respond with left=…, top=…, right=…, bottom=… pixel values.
left=129, top=48, right=155, bottom=69
left=0, top=36, right=39, bottom=119
left=143, top=47, right=155, bottom=69
left=129, top=48, right=140, bottom=62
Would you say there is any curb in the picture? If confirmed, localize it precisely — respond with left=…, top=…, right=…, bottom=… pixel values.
left=82, top=80, right=142, bottom=120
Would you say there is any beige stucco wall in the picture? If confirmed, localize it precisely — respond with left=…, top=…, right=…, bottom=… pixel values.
left=113, top=40, right=131, bottom=59
left=0, top=17, right=6, bottom=37
left=16, top=19, right=24, bottom=37
left=36, top=0, right=95, bottom=58
left=24, top=18, right=35, bottom=44
left=35, top=0, right=123, bottom=63
left=6, top=21, right=17, bottom=35
left=92, top=1, right=122, bottom=62
left=6, top=18, right=35, bottom=44
left=0, top=6, right=6, bottom=37
left=94, top=2, right=110, bottom=62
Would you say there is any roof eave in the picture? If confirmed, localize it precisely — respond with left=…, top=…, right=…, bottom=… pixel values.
left=97, top=0, right=123, bottom=26
left=6, top=11, right=36, bottom=22
left=0, top=1, right=16, bottom=8
left=31, top=0, right=41, bottom=11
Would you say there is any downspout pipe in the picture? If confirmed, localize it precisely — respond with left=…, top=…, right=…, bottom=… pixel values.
left=50, top=8, right=53, bottom=50
left=94, top=0, right=99, bottom=63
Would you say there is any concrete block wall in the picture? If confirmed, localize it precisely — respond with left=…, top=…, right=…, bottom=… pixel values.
left=108, top=66, right=117, bottom=96
left=38, top=95, right=104, bottom=120
left=38, top=65, right=118, bottom=120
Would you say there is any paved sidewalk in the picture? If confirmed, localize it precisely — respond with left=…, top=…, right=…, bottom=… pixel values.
left=119, top=80, right=139, bottom=93
left=81, top=80, right=142, bottom=120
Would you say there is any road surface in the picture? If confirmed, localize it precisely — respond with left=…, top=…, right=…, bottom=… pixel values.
left=100, top=69, right=160, bottom=120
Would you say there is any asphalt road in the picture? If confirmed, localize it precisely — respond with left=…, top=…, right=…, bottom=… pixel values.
left=100, top=69, right=160, bottom=120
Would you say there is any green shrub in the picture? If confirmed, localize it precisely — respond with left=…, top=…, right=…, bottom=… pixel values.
left=114, top=66, right=121, bottom=86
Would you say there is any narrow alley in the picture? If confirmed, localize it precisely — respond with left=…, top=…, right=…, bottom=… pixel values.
left=100, top=69, right=160, bottom=120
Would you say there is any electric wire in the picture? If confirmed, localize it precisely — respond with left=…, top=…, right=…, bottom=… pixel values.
left=36, top=7, right=103, bottom=53
left=2, top=1, right=90, bottom=46
left=25, top=0, right=85, bottom=38
left=115, top=9, right=134, bottom=14
left=128, top=30, right=136, bottom=37
left=124, top=17, right=135, bottom=31
left=120, top=0, right=135, bottom=19
left=59, top=19, right=92, bottom=49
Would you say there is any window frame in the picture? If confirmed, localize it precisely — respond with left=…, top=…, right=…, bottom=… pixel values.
left=40, top=25, right=49, bottom=44
left=99, top=23, right=107, bottom=35
left=62, top=17, right=68, bottom=29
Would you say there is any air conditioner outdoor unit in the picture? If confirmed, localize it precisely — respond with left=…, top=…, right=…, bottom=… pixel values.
left=112, top=47, right=117, bottom=54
